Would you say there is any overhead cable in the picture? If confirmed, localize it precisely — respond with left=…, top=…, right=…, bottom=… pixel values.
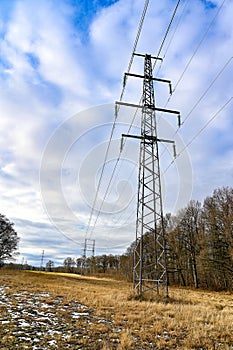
left=161, top=0, right=190, bottom=61
left=171, top=0, right=227, bottom=95
left=153, top=0, right=182, bottom=70
left=158, top=56, right=233, bottom=164
left=119, top=0, right=150, bottom=102
left=181, top=57, right=232, bottom=126
left=108, top=0, right=182, bottom=195
left=163, top=96, right=233, bottom=174
left=85, top=0, right=150, bottom=239
left=89, top=0, right=183, bottom=238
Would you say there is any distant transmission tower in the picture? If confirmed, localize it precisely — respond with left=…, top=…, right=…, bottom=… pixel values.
left=82, top=239, right=95, bottom=274
left=116, top=53, right=180, bottom=297
left=40, top=250, right=45, bottom=271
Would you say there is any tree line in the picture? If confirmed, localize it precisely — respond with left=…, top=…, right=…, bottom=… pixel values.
left=1, top=186, right=232, bottom=291
left=59, top=186, right=232, bottom=291
left=165, top=186, right=233, bottom=290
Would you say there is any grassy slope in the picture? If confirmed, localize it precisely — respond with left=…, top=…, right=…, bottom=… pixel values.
left=0, top=270, right=233, bottom=349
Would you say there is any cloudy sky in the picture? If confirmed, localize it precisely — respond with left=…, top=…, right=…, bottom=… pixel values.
left=0, top=0, right=232, bottom=267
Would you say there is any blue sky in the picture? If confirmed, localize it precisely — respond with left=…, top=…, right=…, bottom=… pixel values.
left=0, top=0, right=232, bottom=267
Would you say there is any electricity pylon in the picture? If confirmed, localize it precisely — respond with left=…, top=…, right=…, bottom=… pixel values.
left=82, top=239, right=95, bottom=274
left=116, top=53, right=180, bottom=298
left=40, top=250, right=45, bottom=271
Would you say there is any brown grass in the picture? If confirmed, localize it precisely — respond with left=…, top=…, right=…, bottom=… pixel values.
left=0, top=269, right=233, bottom=349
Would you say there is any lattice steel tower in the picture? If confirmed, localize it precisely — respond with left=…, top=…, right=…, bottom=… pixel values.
left=116, top=53, right=180, bottom=298
left=82, top=238, right=95, bottom=274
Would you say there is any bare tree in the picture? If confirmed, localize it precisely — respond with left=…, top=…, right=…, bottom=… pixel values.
left=63, top=257, right=75, bottom=273
left=166, top=188, right=233, bottom=290
left=179, top=200, right=202, bottom=288
left=202, top=187, right=233, bottom=290
left=46, top=260, right=54, bottom=272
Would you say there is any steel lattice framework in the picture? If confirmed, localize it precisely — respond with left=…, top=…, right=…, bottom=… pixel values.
left=116, top=53, right=180, bottom=298
left=82, top=239, right=95, bottom=274
left=134, top=54, right=168, bottom=297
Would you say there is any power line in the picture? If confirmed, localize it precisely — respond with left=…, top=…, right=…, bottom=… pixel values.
left=84, top=116, right=116, bottom=238
left=161, top=0, right=190, bottom=61
left=153, top=0, right=227, bottom=128
left=163, top=96, right=233, bottom=174
left=152, top=0, right=190, bottom=80
left=118, top=0, right=183, bottom=156
left=171, top=0, right=226, bottom=95
left=153, top=0, right=182, bottom=69
left=117, top=0, right=182, bottom=116
left=181, top=57, right=232, bottom=126
left=88, top=151, right=122, bottom=239
left=158, top=57, right=232, bottom=163
left=112, top=192, right=137, bottom=226
left=97, top=97, right=233, bottom=247
left=151, top=0, right=228, bottom=140
left=112, top=98, right=233, bottom=241
left=86, top=0, right=229, bottom=246
left=107, top=0, right=184, bottom=199
left=85, top=97, right=233, bottom=249
left=85, top=0, right=150, bottom=239
left=177, top=97, right=233, bottom=156
left=155, top=0, right=230, bottom=166
left=119, top=0, right=150, bottom=103
left=87, top=0, right=182, bottom=240
left=102, top=0, right=183, bottom=207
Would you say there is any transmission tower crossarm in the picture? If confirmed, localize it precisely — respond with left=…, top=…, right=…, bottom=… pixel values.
left=115, top=101, right=142, bottom=109
left=120, top=133, right=175, bottom=154
left=122, top=133, right=175, bottom=145
left=133, top=53, right=163, bottom=61
left=115, top=101, right=181, bottom=127
left=154, top=107, right=181, bottom=127
left=125, top=73, right=173, bottom=95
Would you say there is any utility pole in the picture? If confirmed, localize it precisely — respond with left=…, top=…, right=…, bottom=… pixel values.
left=82, top=239, right=95, bottom=274
left=116, top=53, right=180, bottom=298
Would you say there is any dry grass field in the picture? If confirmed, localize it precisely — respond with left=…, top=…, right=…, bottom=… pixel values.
left=0, top=270, right=232, bottom=349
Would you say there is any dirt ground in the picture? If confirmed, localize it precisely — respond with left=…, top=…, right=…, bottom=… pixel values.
left=0, top=284, right=125, bottom=349
left=1, top=270, right=233, bottom=350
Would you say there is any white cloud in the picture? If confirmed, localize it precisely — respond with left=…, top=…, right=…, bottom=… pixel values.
left=0, top=0, right=232, bottom=265
left=3, top=0, right=88, bottom=96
